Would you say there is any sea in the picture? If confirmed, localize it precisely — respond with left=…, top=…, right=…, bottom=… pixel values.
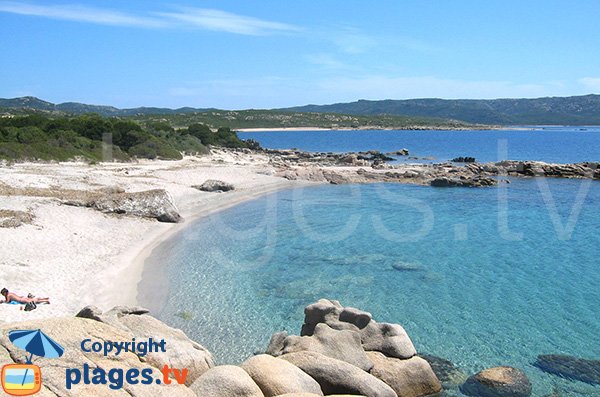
left=143, top=127, right=600, bottom=396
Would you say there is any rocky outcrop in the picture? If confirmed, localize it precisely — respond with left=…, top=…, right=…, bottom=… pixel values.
left=241, top=354, right=324, bottom=396
left=430, top=176, right=497, bottom=187
left=359, top=321, right=417, bottom=359
left=533, top=354, right=600, bottom=385
left=485, top=160, right=600, bottom=179
left=367, top=351, right=442, bottom=397
left=88, top=189, right=182, bottom=222
left=190, top=365, right=265, bottom=397
left=0, top=182, right=183, bottom=222
left=281, top=351, right=397, bottom=397
left=4, top=300, right=543, bottom=397
left=267, top=299, right=437, bottom=397
left=193, top=179, right=235, bottom=192
left=388, top=149, right=409, bottom=156
left=76, top=305, right=214, bottom=385
left=279, top=323, right=374, bottom=371
left=460, top=366, right=532, bottom=397
left=287, top=299, right=417, bottom=360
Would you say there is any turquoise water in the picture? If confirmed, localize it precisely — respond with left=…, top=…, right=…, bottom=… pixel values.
left=148, top=176, right=600, bottom=396
left=145, top=128, right=600, bottom=396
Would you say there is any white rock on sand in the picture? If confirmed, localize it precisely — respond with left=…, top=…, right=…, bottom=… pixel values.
left=0, top=150, right=313, bottom=323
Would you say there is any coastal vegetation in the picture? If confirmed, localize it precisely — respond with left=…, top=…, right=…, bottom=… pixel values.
left=0, top=113, right=252, bottom=161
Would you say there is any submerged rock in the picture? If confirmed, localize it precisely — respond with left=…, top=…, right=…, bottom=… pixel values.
left=419, top=353, right=468, bottom=387
left=533, top=354, right=600, bottom=385
left=391, top=262, right=424, bottom=272
left=193, top=179, right=235, bottom=192
left=460, top=366, right=532, bottom=397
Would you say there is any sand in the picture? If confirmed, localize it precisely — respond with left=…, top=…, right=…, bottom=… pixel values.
left=0, top=149, right=313, bottom=323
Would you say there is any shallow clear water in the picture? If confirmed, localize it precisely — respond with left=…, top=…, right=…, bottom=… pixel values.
left=148, top=177, right=600, bottom=396
left=239, top=127, right=600, bottom=164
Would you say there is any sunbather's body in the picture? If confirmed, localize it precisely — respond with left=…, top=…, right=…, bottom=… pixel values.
left=1, top=288, right=50, bottom=304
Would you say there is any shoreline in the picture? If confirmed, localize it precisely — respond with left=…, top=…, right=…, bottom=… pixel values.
left=1, top=147, right=597, bottom=323
left=0, top=150, right=314, bottom=322
left=132, top=180, right=312, bottom=315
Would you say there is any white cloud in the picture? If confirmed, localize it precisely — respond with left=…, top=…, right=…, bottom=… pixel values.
left=157, top=8, right=299, bottom=36
left=165, top=75, right=584, bottom=109
left=305, top=54, right=349, bottom=70
left=0, top=2, right=299, bottom=35
left=0, top=1, right=164, bottom=27
left=578, top=77, right=600, bottom=92
left=316, top=75, right=570, bottom=101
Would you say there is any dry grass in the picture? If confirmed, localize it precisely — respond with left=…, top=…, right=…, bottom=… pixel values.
left=0, top=209, right=34, bottom=228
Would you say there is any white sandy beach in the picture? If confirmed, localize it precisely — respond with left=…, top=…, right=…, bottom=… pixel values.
left=0, top=150, right=313, bottom=323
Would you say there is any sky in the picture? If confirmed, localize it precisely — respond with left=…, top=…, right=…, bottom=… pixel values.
left=1, top=0, right=600, bottom=109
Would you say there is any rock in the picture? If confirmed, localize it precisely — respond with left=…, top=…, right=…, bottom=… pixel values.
left=274, top=394, right=322, bottom=397
left=190, top=365, right=265, bottom=397
left=0, top=317, right=195, bottom=397
left=367, top=351, right=442, bottom=397
left=460, top=366, right=532, bottom=397
left=419, top=353, right=468, bottom=387
left=339, top=154, right=360, bottom=165
left=533, top=354, right=600, bottom=385
left=75, top=305, right=105, bottom=321
left=265, top=331, right=288, bottom=356
left=430, top=176, right=497, bottom=187
left=70, top=188, right=182, bottom=222
left=338, top=307, right=372, bottom=329
left=241, top=354, right=324, bottom=396
left=388, top=149, right=409, bottom=156
left=451, top=156, right=476, bottom=163
left=301, top=299, right=344, bottom=336
left=282, top=323, right=373, bottom=371
left=76, top=305, right=214, bottom=386
left=281, top=351, right=397, bottom=397
left=360, top=321, right=417, bottom=359
left=391, top=262, right=424, bottom=272
left=193, top=179, right=235, bottom=192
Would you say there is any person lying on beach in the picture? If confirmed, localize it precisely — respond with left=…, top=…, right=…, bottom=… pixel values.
left=0, top=288, right=50, bottom=304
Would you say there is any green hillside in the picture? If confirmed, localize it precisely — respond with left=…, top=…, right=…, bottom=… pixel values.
left=284, top=94, right=600, bottom=125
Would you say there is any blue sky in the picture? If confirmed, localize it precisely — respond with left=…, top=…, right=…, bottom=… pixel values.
left=1, top=1, right=600, bottom=109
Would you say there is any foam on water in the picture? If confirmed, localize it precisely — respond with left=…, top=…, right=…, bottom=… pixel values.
left=147, top=177, right=600, bottom=396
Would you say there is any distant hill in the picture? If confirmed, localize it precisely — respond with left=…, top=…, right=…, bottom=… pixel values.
left=282, top=94, right=600, bottom=125
left=0, top=96, right=213, bottom=116
left=0, top=96, right=477, bottom=130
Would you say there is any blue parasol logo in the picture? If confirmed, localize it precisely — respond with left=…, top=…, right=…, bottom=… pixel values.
left=8, top=329, right=65, bottom=364
left=2, top=329, right=65, bottom=394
